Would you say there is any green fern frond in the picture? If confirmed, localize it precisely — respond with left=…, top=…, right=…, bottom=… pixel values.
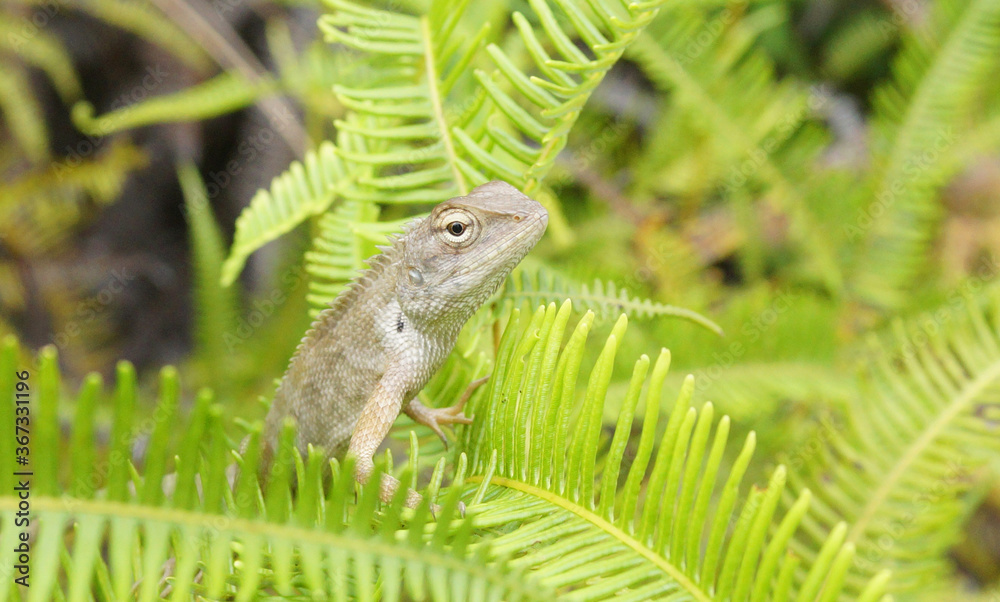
left=221, top=140, right=345, bottom=285
left=787, top=288, right=1000, bottom=598
left=0, top=337, right=552, bottom=600
left=850, top=0, right=1000, bottom=308
left=178, top=165, right=240, bottom=385
left=627, top=7, right=844, bottom=292
left=457, top=301, right=889, bottom=600
left=314, top=0, right=663, bottom=198
left=224, top=0, right=674, bottom=297
left=0, top=298, right=898, bottom=600
left=303, top=199, right=381, bottom=313
left=631, top=5, right=806, bottom=185
left=500, top=264, right=724, bottom=335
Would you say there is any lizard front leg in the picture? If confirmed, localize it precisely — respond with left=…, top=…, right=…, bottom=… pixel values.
left=347, top=377, right=424, bottom=508
left=403, top=375, right=487, bottom=446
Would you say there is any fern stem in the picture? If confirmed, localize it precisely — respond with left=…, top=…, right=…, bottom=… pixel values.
left=420, top=16, right=468, bottom=195
left=472, top=476, right=713, bottom=601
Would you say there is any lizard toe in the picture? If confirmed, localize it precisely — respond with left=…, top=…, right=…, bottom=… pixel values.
left=428, top=421, right=449, bottom=446
left=450, top=412, right=474, bottom=425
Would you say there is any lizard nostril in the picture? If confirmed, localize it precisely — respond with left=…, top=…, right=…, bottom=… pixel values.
left=513, top=215, right=522, bottom=221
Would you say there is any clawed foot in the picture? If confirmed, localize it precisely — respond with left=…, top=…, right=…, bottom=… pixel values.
left=410, top=404, right=474, bottom=447
left=405, top=376, right=488, bottom=447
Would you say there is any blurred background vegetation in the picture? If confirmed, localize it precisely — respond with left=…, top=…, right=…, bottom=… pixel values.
left=1, top=0, right=999, bottom=596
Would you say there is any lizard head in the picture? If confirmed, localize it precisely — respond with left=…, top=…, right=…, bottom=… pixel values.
left=398, top=181, right=548, bottom=327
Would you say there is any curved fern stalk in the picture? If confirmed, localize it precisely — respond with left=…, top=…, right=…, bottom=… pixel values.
left=500, top=264, right=724, bottom=334
left=71, top=72, right=280, bottom=137
left=0, top=336, right=552, bottom=601
left=0, top=19, right=82, bottom=103
left=224, top=0, right=675, bottom=309
left=70, top=34, right=357, bottom=138
left=850, top=0, right=1000, bottom=308
left=786, top=289, right=1000, bottom=598
left=458, top=301, right=889, bottom=600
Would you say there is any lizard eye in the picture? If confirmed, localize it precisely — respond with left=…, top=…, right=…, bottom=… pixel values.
left=435, top=207, right=478, bottom=247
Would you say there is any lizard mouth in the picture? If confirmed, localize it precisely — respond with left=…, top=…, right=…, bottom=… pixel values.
left=522, top=204, right=548, bottom=234
left=512, top=209, right=548, bottom=249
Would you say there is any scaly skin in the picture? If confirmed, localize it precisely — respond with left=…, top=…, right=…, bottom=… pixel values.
left=261, top=181, right=548, bottom=507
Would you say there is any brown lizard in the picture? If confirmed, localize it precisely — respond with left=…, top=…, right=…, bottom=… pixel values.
left=259, top=181, right=548, bottom=508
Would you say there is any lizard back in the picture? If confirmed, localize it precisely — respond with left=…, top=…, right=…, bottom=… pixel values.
left=264, top=229, right=410, bottom=459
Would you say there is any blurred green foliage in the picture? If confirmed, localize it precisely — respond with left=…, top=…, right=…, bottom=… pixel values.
left=1, top=0, right=1000, bottom=598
